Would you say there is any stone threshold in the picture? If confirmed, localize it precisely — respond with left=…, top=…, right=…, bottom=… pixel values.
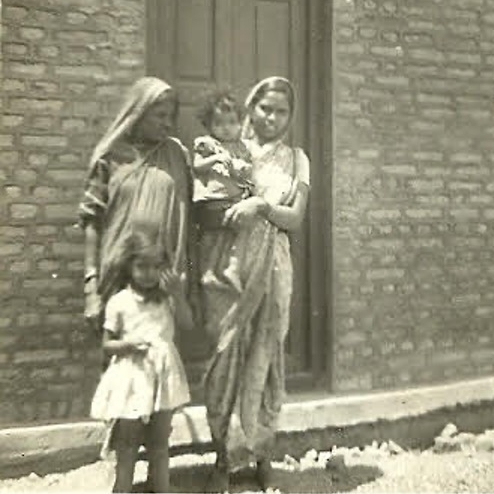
left=1, top=376, right=494, bottom=478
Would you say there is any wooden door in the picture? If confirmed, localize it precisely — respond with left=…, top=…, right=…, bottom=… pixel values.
left=146, top=0, right=318, bottom=394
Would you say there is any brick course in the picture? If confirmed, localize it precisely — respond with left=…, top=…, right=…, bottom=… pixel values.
left=0, top=0, right=145, bottom=425
left=333, top=0, right=494, bottom=392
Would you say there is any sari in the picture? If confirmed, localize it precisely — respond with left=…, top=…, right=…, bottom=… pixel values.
left=201, top=77, right=310, bottom=469
left=78, top=77, right=192, bottom=309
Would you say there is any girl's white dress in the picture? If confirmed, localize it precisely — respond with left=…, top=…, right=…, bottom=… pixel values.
left=91, top=287, right=190, bottom=424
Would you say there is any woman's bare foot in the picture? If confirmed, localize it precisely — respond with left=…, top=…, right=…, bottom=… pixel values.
left=205, top=466, right=229, bottom=493
left=256, top=459, right=277, bottom=492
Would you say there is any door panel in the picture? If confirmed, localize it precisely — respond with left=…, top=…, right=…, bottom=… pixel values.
left=146, top=0, right=313, bottom=393
left=176, top=1, right=215, bottom=80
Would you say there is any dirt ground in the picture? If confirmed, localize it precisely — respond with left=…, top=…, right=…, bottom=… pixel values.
left=1, top=428, right=494, bottom=492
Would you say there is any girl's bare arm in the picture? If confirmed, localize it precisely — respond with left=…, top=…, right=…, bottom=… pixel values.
left=102, top=330, right=149, bottom=356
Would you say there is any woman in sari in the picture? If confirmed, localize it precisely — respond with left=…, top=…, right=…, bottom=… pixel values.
left=79, top=76, right=192, bottom=492
left=200, top=76, right=310, bottom=492
left=80, top=76, right=192, bottom=329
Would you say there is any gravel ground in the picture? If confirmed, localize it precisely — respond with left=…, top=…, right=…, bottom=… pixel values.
left=1, top=427, right=494, bottom=493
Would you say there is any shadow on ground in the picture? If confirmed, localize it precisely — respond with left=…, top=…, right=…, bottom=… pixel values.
left=133, top=463, right=383, bottom=493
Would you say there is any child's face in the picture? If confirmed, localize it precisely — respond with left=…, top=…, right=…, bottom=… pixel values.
left=210, top=110, right=241, bottom=142
left=131, top=256, right=161, bottom=290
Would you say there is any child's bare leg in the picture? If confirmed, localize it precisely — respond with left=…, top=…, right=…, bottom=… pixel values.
left=145, top=410, right=173, bottom=493
left=112, top=419, right=143, bottom=493
left=223, top=254, right=242, bottom=292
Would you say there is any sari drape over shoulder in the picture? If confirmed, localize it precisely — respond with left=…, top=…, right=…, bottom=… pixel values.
left=201, top=77, right=310, bottom=470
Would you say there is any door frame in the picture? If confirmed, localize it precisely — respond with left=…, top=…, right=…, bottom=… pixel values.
left=305, top=0, right=333, bottom=391
left=144, top=0, right=334, bottom=391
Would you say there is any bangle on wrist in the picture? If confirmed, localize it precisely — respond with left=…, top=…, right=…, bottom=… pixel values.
left=84, top=268, right=98, bottom=283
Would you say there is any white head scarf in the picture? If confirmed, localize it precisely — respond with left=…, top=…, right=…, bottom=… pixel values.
left=88, top=76, right=175, bottom=173
left=241, top=76, right=296, bottom=141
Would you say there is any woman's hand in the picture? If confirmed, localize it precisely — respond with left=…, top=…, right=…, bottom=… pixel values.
left=84, top=278, right=101, bottom=331
left=223, top=196, right=267, bottom=228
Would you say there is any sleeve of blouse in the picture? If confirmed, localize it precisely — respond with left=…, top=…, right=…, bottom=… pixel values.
left=103, top=293, right=123, bottom=335
left=295, top=148, right=311, bottom=187
left=78, top=158, right=110, bottom=227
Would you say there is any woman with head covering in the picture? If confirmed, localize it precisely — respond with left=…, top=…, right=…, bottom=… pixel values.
left=200, top=76, right=310, bottom=492
left=79, top=77, right=193, bottom=491
left=80, top=76, right=192, bottom=332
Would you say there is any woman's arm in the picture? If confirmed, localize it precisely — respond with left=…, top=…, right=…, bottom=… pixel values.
left=260, top=184, right=310, bottom=232
left=84, top=222, right=100, bottom=276
left=223, top=184, right=309, bottom=233
left=80, top=157, right=110, bottom=325
left=160, top=270, right=194, bottom=331
left=83, top=222, right=101, bottom=325
left=173, top=291, right=194, bottom=332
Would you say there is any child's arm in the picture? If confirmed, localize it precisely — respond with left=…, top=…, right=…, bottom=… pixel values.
left=193, top=152, right=232, bottom=174
left=102, top=330, right=150, bottom=356
left=101, top=294, right=150, bottom=356
left=193, top=152, right=221, bottom=174
left=160, top=270, right=194, bottom=332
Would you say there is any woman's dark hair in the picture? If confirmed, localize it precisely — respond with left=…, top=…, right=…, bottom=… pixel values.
left=248, top=79, right=295, bottom=112
left=196, top=87, right=243, bottom=130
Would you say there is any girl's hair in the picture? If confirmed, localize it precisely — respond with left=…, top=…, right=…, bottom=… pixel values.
left=248, top=79, right=295, bottom=112
left=120, top=225, right=169, bottom=284
left=196, top=87, right=243, bottom=130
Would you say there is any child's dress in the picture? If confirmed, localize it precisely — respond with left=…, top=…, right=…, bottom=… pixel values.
left=192, top=136, right=253, bottom=206
left=91, top=286, right=190, bottom=426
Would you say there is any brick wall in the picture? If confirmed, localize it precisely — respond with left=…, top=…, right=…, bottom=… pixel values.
left=332, top=0, right=494, bottom=392
left=3, top=0, right=494, bottom=426
left=1, top=0, right=145, bottom=425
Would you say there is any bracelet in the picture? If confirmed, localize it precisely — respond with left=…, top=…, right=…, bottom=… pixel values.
left=84, top=268, right=98, bottom=283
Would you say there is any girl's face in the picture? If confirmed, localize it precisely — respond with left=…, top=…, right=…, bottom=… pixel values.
left=134, top=97, right=176, bottom=143
left=250, top=90, right=291, bottom=144
left=130, top=256, right=160, bottom=290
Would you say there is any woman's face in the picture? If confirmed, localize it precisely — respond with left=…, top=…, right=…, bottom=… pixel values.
left=134, top=97, right=176, bottom=143
left=250, top=90, right=291, bottom=144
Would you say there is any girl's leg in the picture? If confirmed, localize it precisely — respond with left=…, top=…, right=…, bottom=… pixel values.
left=256, top=458, right=275, bottom=491
left=112, top=419, right=144, bottom=493
left=145, top=410, right=173, bottom=493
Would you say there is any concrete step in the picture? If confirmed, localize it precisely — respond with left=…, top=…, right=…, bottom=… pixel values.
left=1, top=376, right=494, bottom=479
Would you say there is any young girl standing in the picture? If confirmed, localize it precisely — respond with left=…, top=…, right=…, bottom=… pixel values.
left=91, top=226, right=192, bottom=493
